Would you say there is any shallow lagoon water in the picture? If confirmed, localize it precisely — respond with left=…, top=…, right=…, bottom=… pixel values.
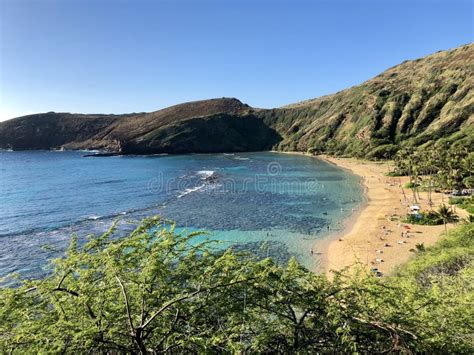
left=0, top=151, right=363, bottom=280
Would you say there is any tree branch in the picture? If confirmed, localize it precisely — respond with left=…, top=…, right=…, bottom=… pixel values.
left=142, top=287, right=201, bottom=330
left=142, top=277, right=256, bottom=331
left=154, top=308, right=180, bottom=348
left=53, top=270, right=79, bottom=297
left=115, top=275, right=135, bottom=333
left=53, top=287, right=79, bottom=297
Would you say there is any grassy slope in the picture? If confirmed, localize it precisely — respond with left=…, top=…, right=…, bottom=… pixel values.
left=394, top=222, right=473, bottom=279
left=388, top=222, right=474, bottom=351
left=263, top=43, right=473, bottom=158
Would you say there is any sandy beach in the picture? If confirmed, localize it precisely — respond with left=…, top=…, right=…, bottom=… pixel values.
left=315, top=155, right=468, bottom=277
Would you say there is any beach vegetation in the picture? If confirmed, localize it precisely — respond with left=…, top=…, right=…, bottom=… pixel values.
left=404, top=181, right=420, bottom=189
left=437, top=204, right=458, bottom=232
left=449, top=196, right=474, bottom=214
left=415, top=242, right=426, bottom=252
left=404, top=211, right=444, bottom=225
left=391, top=144, right=472, bottom=209
left=403, top=205, right=458, bottom=228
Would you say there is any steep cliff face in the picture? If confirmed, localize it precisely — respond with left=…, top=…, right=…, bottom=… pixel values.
left=0, top=44, right=472, bottom=156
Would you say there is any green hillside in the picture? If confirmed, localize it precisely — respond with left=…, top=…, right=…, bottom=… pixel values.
left=0, top=44, right=472, bottom=156
left=264, top=43, right=473, bottom=158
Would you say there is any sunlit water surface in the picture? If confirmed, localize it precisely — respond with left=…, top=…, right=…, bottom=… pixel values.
left=0, top=151, right=364, bottom=281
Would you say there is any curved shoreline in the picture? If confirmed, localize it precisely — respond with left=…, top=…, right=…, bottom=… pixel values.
left=275, top=151, right=465, bottom=276
left=273, top=151, right=371, bottom=272
left=313, top=156, right=391, bottom=274
left=314, top=155, right=467, bottom=277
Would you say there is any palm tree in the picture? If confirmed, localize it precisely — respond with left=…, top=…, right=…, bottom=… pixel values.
left=403, top=149, right=418, bottom=204
left=437, top=204, right=455, bottom=233
left=394, top=149, right=408, bottom=175
left=424, top=149, right=436, bottom=208
left=434, top=144, right=450, bottom=202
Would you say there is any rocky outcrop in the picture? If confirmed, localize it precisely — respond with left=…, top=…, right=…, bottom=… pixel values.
left=0, top=98, right=279, bottom=154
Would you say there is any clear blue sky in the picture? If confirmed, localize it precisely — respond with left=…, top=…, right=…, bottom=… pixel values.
left=0, top=0, right=472, bottom=121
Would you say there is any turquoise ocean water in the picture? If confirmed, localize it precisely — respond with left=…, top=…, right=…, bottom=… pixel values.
left=0, top=151, right=363, bottom=280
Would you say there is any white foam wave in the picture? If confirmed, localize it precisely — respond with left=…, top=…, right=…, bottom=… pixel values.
left=79, top=149, right=100, bottom=153
left=87, top=215, right=101, bottom=220
left=197, top=170, right=216, bottom=178
left=177, top=184, right=206, bottom=198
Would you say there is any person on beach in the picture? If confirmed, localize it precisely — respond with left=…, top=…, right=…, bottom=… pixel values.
left=310, top=248, right=314, bottom=255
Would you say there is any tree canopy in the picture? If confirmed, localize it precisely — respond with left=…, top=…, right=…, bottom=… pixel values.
left=1, top=217, right=473, bottom=353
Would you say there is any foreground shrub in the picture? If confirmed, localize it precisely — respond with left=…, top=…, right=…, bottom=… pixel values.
left=0, top=217, right=472, bottom=353
left=392, top=223, right=474, bottom=352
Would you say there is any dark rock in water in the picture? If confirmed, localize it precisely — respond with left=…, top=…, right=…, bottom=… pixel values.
left=83, top=152, right=120, bottom=157
left=204, top=174, right=219, bottom=184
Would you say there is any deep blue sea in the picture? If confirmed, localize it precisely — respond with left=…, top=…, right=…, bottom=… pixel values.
left=0, top=151, right=363, bottom=281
